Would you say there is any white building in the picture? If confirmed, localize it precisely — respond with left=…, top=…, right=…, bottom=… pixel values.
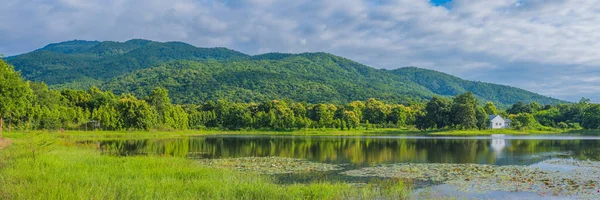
left=488, top=115, right=511, bottom=129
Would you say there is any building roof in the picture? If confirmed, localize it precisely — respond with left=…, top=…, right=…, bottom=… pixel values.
left=488, top=115, right=511, bottom=122
left=488, top=115, right=500, bottom=120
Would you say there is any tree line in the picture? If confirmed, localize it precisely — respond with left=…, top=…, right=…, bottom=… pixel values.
left=1, top=59, right=600, bottom=132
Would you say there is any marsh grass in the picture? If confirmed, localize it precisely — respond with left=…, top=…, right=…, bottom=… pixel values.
left=0, top=133, right=410, bottom=200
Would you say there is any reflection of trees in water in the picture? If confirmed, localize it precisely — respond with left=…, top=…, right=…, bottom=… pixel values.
left=99, top=137, right=600, bottom=166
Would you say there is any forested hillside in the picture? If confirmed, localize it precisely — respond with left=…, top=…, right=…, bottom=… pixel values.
left=1, top=59, right=597, bottom=132
left=4, top=39, right=248, bottom=86
left=4, top=40, right=566, bottom=106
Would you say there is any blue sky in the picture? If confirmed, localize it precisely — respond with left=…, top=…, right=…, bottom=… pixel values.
left=1, top=0, right=600, bottom=102
left=430, top=0, right=452, bottom=6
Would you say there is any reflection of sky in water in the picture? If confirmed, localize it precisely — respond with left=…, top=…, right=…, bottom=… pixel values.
left=413, top=184, right=574, bottom=200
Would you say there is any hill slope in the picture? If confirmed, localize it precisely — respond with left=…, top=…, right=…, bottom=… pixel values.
left=4, top=39, right=249, bottom=86
left=3, top=40, right=566, bottom=106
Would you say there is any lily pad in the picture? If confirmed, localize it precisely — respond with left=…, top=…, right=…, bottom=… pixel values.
left=198, top=157, right=342, bottom=174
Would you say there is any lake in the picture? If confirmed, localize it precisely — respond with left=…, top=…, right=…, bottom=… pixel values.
left=90, top=134, right=600, bottom=199
left=94, top=134, right=600, bottom=166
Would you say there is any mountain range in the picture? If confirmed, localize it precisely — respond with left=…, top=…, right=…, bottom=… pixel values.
left=3, top=39, right=566, bottom=106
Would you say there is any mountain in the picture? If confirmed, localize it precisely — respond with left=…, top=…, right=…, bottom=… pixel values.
left=4, top=39, right=249, bottom=86
left=3, top=39, right=566, bottom=106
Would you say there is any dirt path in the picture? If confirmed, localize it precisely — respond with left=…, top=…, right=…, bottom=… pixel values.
left=0, top=139, right=11, bottom=150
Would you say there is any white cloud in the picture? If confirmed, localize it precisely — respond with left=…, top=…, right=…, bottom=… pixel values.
left=1, top=0, right=600, bottom=102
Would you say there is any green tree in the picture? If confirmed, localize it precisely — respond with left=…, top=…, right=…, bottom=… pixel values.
left=363, top=98, right=389, bottom=124
left=116, top=94, right=156, bottom=130
left=388, top=106, right=407, bottom=126
left=424, top=96, right=451, bottom=129
left=510, top=113, right=539, bottom=129
left=0, top=60, right=33, bottom=136
left=483, top=102, right=497, bottom=115
left=582, top=104, right=600, bottom=129
left=92, top=104, right=121, bottom=130
left=309, top=104, right=335, bottom=128
left=223, top=103, right=252, bottom=130
left=147, top=87, right=170, bottom=118
left=507, top=101, right=533, bottom=114
left=270, top=100, right=296, bottom=130
left=451, top=92, right=478, bottom=129
left=476, top=107, right=488, bottom=130
left=342, top=111, right=360, bottom=129
left=415, top=114, right=434, bottom=131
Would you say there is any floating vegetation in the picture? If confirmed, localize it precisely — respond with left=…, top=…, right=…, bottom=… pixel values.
left=342, top=160, right=600, bottom=199
left=198, top=157, right=343, bottom=174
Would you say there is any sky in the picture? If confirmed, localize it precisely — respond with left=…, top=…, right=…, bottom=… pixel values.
left=1, top=0, right=600, bottom=102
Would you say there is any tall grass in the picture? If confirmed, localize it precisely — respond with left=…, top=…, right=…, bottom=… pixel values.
left=0, top=134, right=410, bottom=200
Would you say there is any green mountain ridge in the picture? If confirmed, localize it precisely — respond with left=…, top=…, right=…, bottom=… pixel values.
left=3, top=39, right=566, bottom=106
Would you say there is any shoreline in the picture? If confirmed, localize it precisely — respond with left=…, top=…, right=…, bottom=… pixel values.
left=1, top=128, right=599, bottom=140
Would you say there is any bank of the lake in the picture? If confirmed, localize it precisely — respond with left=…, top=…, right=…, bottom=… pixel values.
left=0, top=132, right=409, bottom=200
left=19, top=127, right=598, bottom=140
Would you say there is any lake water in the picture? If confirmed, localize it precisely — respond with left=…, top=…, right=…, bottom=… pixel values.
left=94, top=134, right=600, bottom=166
left=90, top=134, right=600, bottom=199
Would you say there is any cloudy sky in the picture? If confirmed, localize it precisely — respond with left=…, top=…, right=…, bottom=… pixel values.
left=1, top=0, right=600, bottom=102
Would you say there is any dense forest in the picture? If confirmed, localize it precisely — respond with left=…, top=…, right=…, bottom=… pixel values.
left=1, top=59, right=599, bottom=132
left=5, top=39, right=565, bottom=107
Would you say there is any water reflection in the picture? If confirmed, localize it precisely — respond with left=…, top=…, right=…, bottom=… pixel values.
left=93, top=135, right=600, bottom=166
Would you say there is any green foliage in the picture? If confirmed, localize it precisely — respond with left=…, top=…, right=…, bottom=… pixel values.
left=510, top=113, right=540, bottom=130
left=451, top=92, right=478, bottom=130
left=484, top=102, right=497, bottom=115
left=116, top=94, right=156, bottom=130
left=5, top=40, right=248, bottom=86
left=0, top=60, right=33, bottom=123
left=423, top=97, right=452, bottom=129
left=92, top=104, right=120, bottom=130
left=147, top=87, right=189, bottom=130
left=6, top=40, right=565, bottom=106
left=507, top=101, right=533, bottom=114
left=363, top=98, right=389, bottom=124
left=475, top=107, right=489, bottom=130
left=582, top=104, right=600, bottom=129
left=0, top=53, right=596, bottom=132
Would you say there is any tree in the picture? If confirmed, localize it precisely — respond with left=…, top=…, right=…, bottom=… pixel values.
left=582, top=104, right=600, bottom=129
left=533, top=107, right=560, bottom=127
left=475, top=107, right=489, bottom=130
left=483, top=102, right=497, bottom=115
left=363, top=98, right=389, bottom=124
left=92, top=104, right=120, bottom=130
left=0, top=60, right=33, bottom=137
left=529, top=102, right=541, bottom=112
left=346, top=101, right=365, bottom=121
left=507, top=101, right=533, bottom=114
left=424, top=97, right=451, bottom=129
left=342, top=111, right=360, bottom=129
left=147, top=87, right=171, bottom=118
left=116, top=94, right=156, bottom=130
left=309, top=104, right=335, bottom=128
left=415, top=114, right=435, bottom=131
left=388, top=106, right=407, bottom=126
left=223, top=103, right=252, bottom=130
left=146, top=87, right=188, bottom=129
left=451, top=92, right=478, bottom=129
left=510, top=113, right=539, bottom=130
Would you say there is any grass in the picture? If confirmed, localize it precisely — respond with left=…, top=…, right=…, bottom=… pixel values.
left=0, top=132, right=410, bottom=200
left=0, top=138, right=11, bottom=150
left=37, top=128, right=600, bottom=140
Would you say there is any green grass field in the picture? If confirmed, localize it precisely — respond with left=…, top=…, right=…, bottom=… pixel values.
left=0, top=132, right=409, bottom=200
left=1, top=127, right=598, bottom=199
